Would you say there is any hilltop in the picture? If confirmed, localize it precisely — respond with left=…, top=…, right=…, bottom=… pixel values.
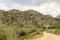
left=0, top=9, right=56, bottom=28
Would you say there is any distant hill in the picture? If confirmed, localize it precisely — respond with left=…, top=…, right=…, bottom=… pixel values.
left=56, top=15, right=60, bottom=18
left=45, top=15, right=53, bottom=18
left=0, top=9, right=56, bottom=27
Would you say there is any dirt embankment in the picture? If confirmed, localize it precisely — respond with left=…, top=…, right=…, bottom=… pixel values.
left=31, top=32, right=60, bottom=40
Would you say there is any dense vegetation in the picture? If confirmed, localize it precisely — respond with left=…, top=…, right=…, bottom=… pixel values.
left=0, top=9, right=55, bottom=27
left=0, top=9, right=59, bottom=40
left=46, top=18, right=60, bottom=35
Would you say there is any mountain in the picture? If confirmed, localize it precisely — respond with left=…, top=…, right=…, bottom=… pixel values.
left=0, top=9, right=56, bottom=27
left=56, top=15, right=60, bottom=18
left=8, top=9, right=21, bottom=12
left=45, top=15, right=53, bottom=18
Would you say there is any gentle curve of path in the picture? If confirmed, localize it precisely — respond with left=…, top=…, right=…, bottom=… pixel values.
left=33, top=32, right=60, bottom=40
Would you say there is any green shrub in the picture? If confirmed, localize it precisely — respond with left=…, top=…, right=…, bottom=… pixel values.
left=55, top=28, right=60, bottom=35
left=0, top=27, right=44, bottom=40
left=0, top=27, right=17, bottom=40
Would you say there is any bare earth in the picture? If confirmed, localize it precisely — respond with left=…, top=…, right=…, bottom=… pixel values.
left=32, top=32, right=60, bottom=40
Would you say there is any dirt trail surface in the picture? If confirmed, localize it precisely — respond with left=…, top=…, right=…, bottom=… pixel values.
left=33, top=32, right=60, bottom=40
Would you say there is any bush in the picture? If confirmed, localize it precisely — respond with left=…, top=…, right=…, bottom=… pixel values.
left=0, top=27, right=17, bottom=40
left=55, top=28, right=60, bottom=35
left=0, top=26, right=44, bottom=40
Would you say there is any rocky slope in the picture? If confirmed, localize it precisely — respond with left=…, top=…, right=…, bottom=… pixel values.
left=0, top=9, right=56, bottom=27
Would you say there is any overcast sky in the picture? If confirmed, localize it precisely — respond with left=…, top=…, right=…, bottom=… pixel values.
left=0, top=0, right=60, bottom=17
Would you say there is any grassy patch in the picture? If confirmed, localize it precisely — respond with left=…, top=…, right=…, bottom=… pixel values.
left=0, top=27, right=44, bottom=40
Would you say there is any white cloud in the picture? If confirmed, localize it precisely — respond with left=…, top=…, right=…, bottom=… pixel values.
left=0, top=3, right=9, bottom=10
left=39, top=2, right=60, bottom=17
left=7, top=2, right=60, bottom=17
left=11, top=3, right=39, bottom=11
left=0, top=1, right=60, bottom=17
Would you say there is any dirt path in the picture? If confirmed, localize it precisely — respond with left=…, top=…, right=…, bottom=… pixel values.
left=32, top=32, right=60, bottom=40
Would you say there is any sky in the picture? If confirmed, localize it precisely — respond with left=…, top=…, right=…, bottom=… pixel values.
left=0, top=0, right=60, bottom=17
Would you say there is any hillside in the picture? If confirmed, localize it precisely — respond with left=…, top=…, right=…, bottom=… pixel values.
left=0, top=9, right=56, bottom=28
left=0, top=9, right=60, bottom=40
